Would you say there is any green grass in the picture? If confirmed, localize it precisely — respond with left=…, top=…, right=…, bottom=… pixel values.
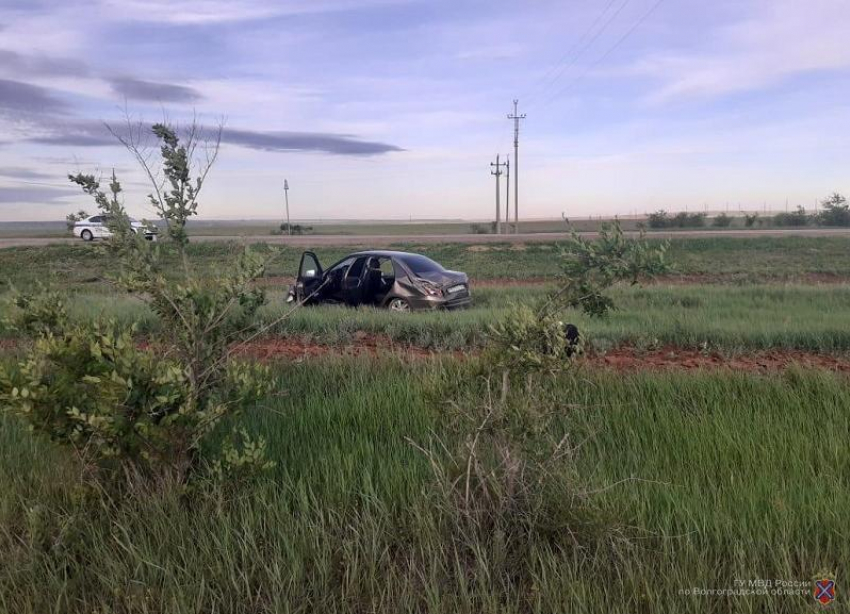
left=6, top=284, right=849, bottom=352
left=2, top=236, right=850, bottom=293
left=1, top=357, right=847, bottom=612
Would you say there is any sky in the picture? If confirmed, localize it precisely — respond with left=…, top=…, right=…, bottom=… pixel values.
left=0, top=0, right=848, bottom=221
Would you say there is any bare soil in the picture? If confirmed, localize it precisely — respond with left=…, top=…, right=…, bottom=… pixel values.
left=234, top=335, right=850, bottom=373
left=4, top=334, right=849, bottom=373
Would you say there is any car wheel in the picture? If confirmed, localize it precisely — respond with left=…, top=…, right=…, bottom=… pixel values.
left=387, top=298, right=411, bottom=312
left=81, top=229, right=93, bottom=242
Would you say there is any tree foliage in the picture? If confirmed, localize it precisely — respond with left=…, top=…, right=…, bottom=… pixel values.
left=2, top=119, right=276, bottom=486
left=773, top=206, right=810, bottom=227
left=818, top=193, right=850, bottom=227
left=65, top=209, right=89, bottom=232
left=488, top=223, right=669, bottom=378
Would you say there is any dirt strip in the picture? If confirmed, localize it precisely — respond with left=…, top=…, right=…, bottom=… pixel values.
left=3, top=335, right=849, bottom=373
left=235, top=337, right=850, bottom=373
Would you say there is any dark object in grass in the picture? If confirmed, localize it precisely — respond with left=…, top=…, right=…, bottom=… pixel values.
left=287, top=250, right=472, bottom=311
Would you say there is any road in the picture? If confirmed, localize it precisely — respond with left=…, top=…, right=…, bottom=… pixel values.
left=2, top=227, right=850, bottom=248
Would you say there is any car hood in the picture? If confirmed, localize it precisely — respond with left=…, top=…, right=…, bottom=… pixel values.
left=413, top=270, right=468, bottom=286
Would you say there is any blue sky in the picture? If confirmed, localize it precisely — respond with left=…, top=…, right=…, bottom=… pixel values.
left=0, top=0, right=848, bottom=221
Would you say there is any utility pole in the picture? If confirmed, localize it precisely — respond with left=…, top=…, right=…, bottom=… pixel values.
left=490, top=155, right=506, bottom=234
left=507, top=100, right=525, bottom=234
left=283, top=179, right=291, bottom=236
left=504, top=157, right=510, bottom=233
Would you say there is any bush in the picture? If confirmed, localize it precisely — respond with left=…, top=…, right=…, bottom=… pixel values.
left=672, top=212, right=706, bottom=228
left=712, top=213, right=733, bottom=228
left=818, top=193, right=850, bottom=227
left=647, top=210, right=669, bottom=229
left=1, top=121, right=281, bottom=487
left=65, top=210, right=89, bottom=232
left=487, top=222, right=669, bottom=382
left=773, top=206, right=810, bottom=227
left=487, top=304, right=582, bottom=378
left=744, top=213, right=759, bottom=228
left=277, top=223, right=313, bottom=235
left=648, top=211, right=706, bottom=229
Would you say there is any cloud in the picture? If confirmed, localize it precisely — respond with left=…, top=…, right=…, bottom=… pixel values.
left=0, top=78, right=70, bottom=115
left=0, top=166, right=54, bottom=180
left=221, top=128, right=404, bottom=155
left=25, top=119, right=115, bottom=147
left=0, top=185, right=78, bottom=204
left=21, top=119, right=404, bottom=156
left=95, top=0, right=416, bottom=24
left=0, top=49, right=90, bottom=78
left=107, top=76, right=203, bottom=103
left=633, top=0, right=850, bottom=102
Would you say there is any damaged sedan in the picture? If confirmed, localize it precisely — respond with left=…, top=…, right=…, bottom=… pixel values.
left=287, top=250, right=472, bottom=311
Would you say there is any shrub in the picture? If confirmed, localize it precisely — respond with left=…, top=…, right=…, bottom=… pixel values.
left=672, top=212, right=706, bottom=228
left=1, top=120, right=283, bottom=486
left=647, top=210, right=669, bottom=229
left=487, top=304, right=582, bottom=378
left=712, top=213, right=733, bottom=228
left=488, top=222, right=669, bottom=383
left=817, top=193, right=850, bottom=227
left=774, top=206, right=810, bottom=227
left=744, top=213, right=759, bottom=228
left=65, top=210, right=89, bottom=232
left=278, top=223, right=313, bottom=235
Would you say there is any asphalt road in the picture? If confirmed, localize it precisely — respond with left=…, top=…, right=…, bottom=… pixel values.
left=2, top=227, right=850, bottom=248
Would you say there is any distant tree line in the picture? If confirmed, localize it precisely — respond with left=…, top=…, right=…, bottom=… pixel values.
left=648, top=193, right=849, bottom=230
left=647, top=211, right=707, bottom=229
left=273, top=223, right=313, bottom=235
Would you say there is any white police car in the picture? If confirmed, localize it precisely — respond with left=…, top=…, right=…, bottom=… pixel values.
left=74, top=215, right=158, bottom=241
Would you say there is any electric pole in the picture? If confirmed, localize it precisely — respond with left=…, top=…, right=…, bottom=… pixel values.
left=507, top=99, right=525, bottom=234
left=490, top=155, right=506, bottom=234
left=504, top=157, right=510, bottom=233
left=283, top=179, right=291, bottom=236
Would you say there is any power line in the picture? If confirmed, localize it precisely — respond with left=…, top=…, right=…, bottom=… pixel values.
left=0, top=178, right=73, bottom=188
left=521, top=0, right=620, bottom=103
left=536, top=0, right=668, bottom=111
left=524, top=0, right=634, bottom=110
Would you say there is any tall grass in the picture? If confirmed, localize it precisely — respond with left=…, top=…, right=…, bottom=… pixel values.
left=1, top=357, right=847, bottom=613
left=6, top=284, right=850, bottom=352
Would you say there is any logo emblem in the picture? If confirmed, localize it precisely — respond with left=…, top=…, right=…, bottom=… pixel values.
left=814, top=578, right=836, bottom=605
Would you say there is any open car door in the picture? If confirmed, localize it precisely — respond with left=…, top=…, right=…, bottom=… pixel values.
left=294, top=251, right=324, bottom=304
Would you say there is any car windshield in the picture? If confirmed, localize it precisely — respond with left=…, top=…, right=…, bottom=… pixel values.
left=400, top=254, right=444, bottom=274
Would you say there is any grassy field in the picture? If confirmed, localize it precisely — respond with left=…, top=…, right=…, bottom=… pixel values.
left=2, top=235, right=850, bottom=293
left=1, top=234, right=848, bottom=612
left=2, top=284, right=848, bottom=353
left=1, top=356, right=847, bottom=613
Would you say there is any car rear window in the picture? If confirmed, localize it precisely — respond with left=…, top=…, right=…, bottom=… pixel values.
left=400, top=255, right=444, bottom=274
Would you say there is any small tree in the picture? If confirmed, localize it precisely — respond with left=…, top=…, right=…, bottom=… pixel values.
left=65, top=209, right=89, bottom=232
left=744, top=213, right=759, bottom=228
left=488, top=222, right=669, bottom=390
left=818, top=193, right=850, bottom=227
left=1, top=119, right=283, bottom=486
